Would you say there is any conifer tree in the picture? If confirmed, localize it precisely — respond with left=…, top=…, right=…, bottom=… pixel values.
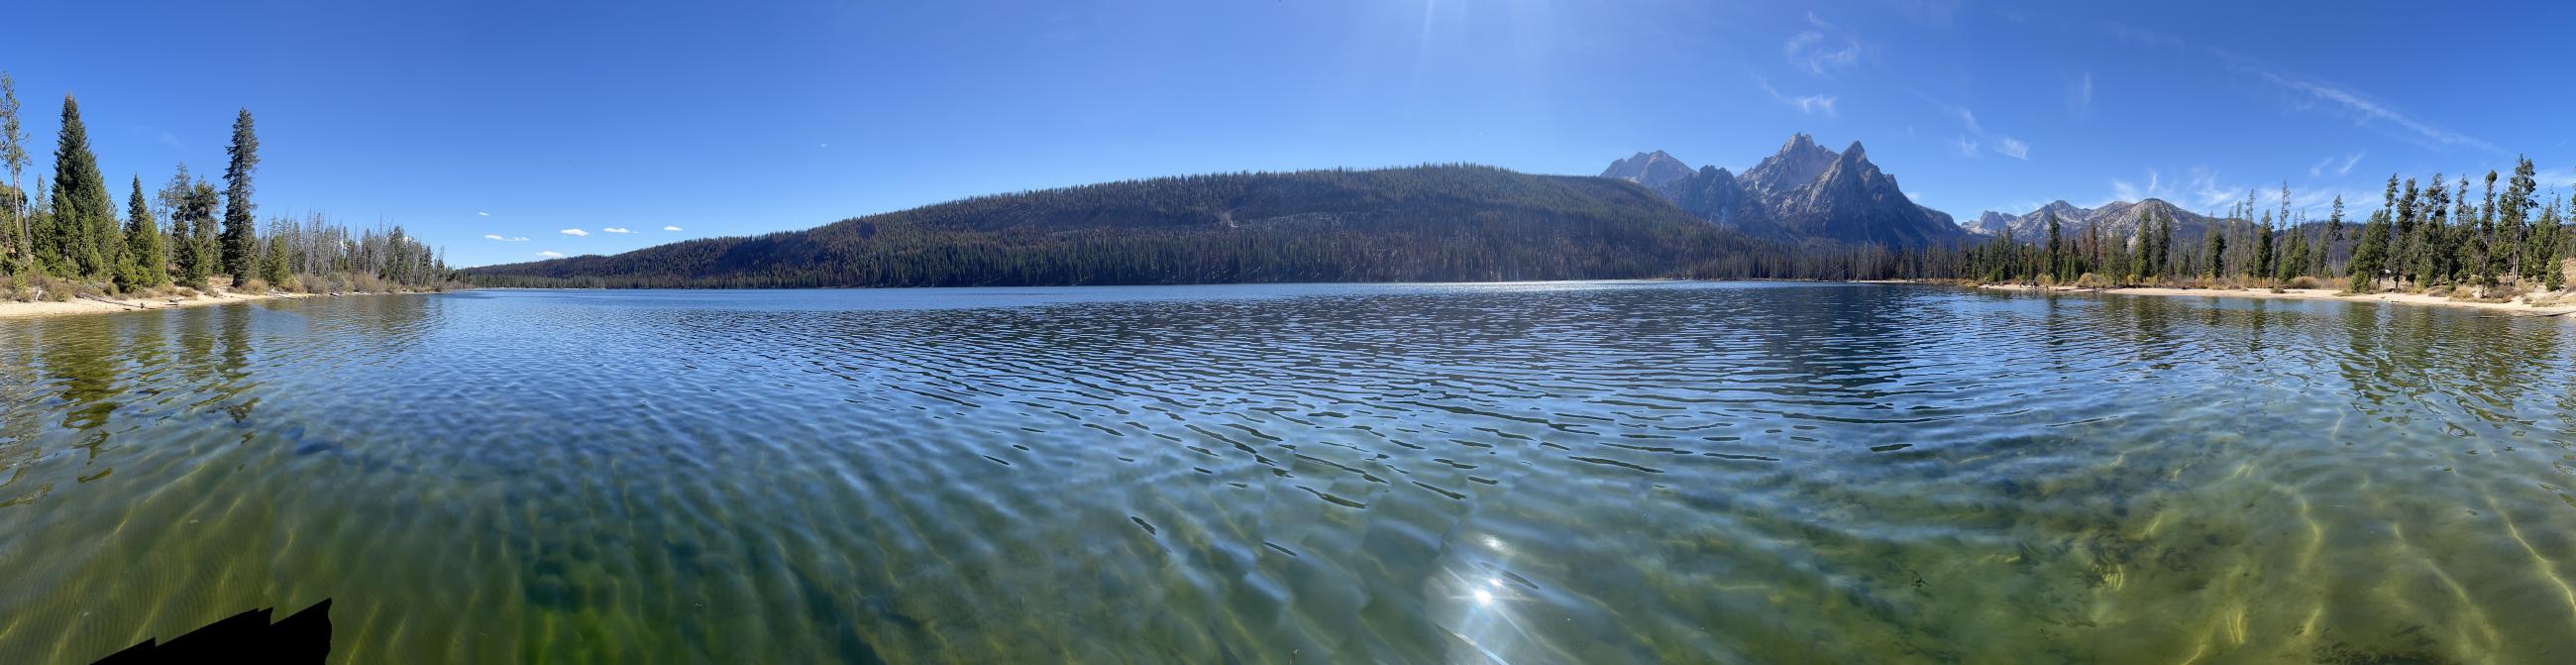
left=2203, top=220, right=2227, bottom=279
left=161, top=166, right=218, bottom=287
left=49, top=94, right=117, bottom=278
left=221, top=108, right=260, bottom=277
left=118, top=174, right=164, bottom=289
left=2502, top=158, right=2538, bottom=281
left=0, top=73, right=27, bottom=271
left=2280, top=224, right=2308, bottom=282
left=2539, top=199, right=2564, bottom=291
left=2415, top=174, right=2448, bottom=283
left=260, top=232, right=290, bottom=287
left=2155, top=208, right=2174, bottom=278
left=2350, top=209, right=2391, bottom=292
left=2254, top=211, right=2275, bottom=279
left=2044, top=211, right=2063, bottom=283
left=2321, top=196, right=2343, bottom=276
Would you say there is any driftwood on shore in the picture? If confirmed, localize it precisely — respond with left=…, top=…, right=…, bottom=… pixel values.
left=77, top=294, right=150, bottom=310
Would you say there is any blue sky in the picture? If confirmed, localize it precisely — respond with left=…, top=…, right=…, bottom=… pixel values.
left=1, top=0, right=2570, bottom=267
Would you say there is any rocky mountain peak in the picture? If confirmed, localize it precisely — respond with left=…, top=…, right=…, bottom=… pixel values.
left=1600, top=150, right=1695, bottom=188
left=1745, top=134, right=1842, bottom=195
left=1598, top=133, right=1968, bottom=249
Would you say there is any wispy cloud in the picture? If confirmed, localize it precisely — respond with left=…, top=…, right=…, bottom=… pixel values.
left=560, top=228, right=590, bottom=237
left=663, top=226, right=684, bottom=232
left=536, top=251, right=565, bottom=258
left=483, top=234, right=530, bottom=242
left=2308, top=153, right=2365, bottom=178
left=2235, top=66, right=2501, bottom=156
left=1954, top=136, right=1981, bottom=159
left=1756, top=76, right=1837, bottom=117
left=2186, top=166, right=2245, bottom=209
left=2104, top=21, right=2188, bottom=50
left=1785, top=12, right=1864, bottom=76
left=1911, top=90, right=1984, bottom=136
left=158, top=131, right=184, bottom=150
left=2110, top=168, right=2173, bottom=203
left=602, top=227, right=633, bottom=234
left=1994, top=137, right=2030, bottom=161
left=2068, top=72, right=2093, bottom=115
left=478, top=211, right=490, bottom=217
left=2104, top=21, right=2499, bottom=157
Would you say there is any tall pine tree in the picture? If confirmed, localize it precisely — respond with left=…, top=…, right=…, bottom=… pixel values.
left=0, top=72, right=27, bottom=272
left=221, top=108, right=260, bottom=278
left=49, top=94, right=116, bottom=278
left=2501, top=158, right=2538, bottom=281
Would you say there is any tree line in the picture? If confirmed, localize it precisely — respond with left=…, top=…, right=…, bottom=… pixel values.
left=1946, top=165, right=2571, bottom=296
left=0, top=71, right=454, bottom=302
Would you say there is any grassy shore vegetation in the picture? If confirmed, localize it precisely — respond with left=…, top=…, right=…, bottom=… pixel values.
left=0, top=72, right=458, bottom=304
left=1954, top=165, right=2575, bottom=306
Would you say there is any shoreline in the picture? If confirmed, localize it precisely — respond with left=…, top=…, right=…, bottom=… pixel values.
left=1973, top=283, right=2576, bottom=317
left=0, top=290, right=418, bottom=322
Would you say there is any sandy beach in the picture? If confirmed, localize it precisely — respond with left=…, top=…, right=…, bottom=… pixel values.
left=0, top=290, right=316, bottom=321
left=1977, top=283, right=2576, bottom=317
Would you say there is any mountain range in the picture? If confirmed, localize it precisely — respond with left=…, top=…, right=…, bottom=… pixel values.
left=1965, top=198, right=2221, bottom=245
left=1599, top=134, right=1968, bottom=248
left=465, top=134, right=2134, bottom=289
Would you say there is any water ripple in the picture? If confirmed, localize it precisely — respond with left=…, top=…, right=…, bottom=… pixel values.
left=0, top=283, right=2572, bottom=663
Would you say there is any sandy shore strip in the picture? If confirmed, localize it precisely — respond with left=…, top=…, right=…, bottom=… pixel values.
left=1977, top=283, right=2576, bottom=317
left=0, top=291, right=319, bottom=321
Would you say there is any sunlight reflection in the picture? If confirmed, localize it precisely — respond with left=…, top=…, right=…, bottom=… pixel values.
left=1435, top=534, right=1563, bottom=664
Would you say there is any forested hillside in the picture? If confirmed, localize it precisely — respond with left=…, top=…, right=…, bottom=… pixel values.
left=463, top=166, right=1805, bottom=287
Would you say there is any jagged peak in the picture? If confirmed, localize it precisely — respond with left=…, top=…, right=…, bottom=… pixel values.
left=1701, top=166, right=1733, bottom=177
left=1842, top=141, right=1868, bottom=162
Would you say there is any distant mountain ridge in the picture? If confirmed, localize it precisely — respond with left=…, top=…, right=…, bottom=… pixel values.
left=1968, top=198, right=2220, bottom=244
left=462, top=165, right=1772, bottom=288
left=1600, top=134, right=1967, bottom=248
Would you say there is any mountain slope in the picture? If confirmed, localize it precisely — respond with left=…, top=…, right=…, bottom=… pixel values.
left=463, top=166, right=1764, bottom=288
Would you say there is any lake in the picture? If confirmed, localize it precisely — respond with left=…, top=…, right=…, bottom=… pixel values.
left=2, top=281, right=2573, bottom=663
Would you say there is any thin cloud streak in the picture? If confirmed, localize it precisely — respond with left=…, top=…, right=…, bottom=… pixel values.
left=1994, top=137, right=2029, bottom=161
left=2103, top=21, right=2500, bottom=157
left=2069, top=72, right=2093, bottom=115
left=2234, top=66, right=2503, bottom=156
left=2309, top=153, right=2365, bottom=178
left=1756, top=76, right=1838, bottom=117
left=1785, top=12, right=1863, bottom=76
